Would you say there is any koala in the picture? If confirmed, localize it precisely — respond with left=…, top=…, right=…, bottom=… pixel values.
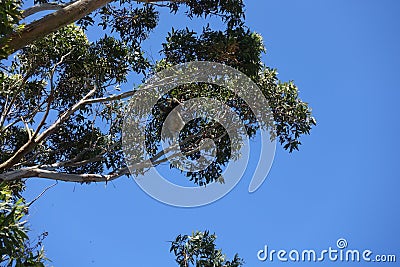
left=160, top=98, right=185, bottom=139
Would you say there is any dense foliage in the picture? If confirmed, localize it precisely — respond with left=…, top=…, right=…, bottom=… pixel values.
left=170, top=231, right=244, bottom=267
left=0, top=182, right=47, bottom=266
left=0, top=0, right=23, bottom=58
left=0, top=0, right=315, bottom=185
left=0, top=0, right=316, bottom=264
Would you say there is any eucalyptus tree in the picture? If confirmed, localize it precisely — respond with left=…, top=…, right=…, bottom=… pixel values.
left=0, top=0, right=316, bottom=264
left=0, top=0, right=315, bottom=184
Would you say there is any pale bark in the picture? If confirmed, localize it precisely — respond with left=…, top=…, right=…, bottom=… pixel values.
left=0, top=0, right=182, bottom=56
left=1, top=0, right=112, bottom=55
left=22, top=3, right=67, bottom=18
left=0, top=166, right=130, bottom=183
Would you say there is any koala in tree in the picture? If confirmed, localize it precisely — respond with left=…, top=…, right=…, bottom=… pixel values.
left=160, top=98, right=185, bottom=139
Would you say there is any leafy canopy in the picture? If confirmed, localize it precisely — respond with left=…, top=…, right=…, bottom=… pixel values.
left=0, top=0, right=316, bottom=186
left=0, top=0, right=316, bottom=264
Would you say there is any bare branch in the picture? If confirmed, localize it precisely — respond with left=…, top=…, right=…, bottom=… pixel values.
left=82, top=74, right=185, bottom=105
left=33, top=52, right=71, bottom=138
left=27, top=182, right=58, bottom=207
left=83, top=90, right=136, bottom=105
left=37, top=84, right=97, bottom=142
left=0, top=166, right=129, bottom=183
left=20, top=116, right=32, bottom=140
left=22, top=3, right=68, bottom=18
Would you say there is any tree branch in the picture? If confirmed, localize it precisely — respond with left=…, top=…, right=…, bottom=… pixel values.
left=1, top=0, right=111, bottom=55
left=0, top=129, right=219, bottom=182
left=0, top=0, right=185, bottom=56
left=0, top=166, right=130, bottom=183
left=0, top=70, right=34, bottom=129
left=33, top=52, right=71, bottom=139
left=27, top=182, right=58, bottom=207
left=0, top=85, right=98, bottom=172
left=22, top=3, right=68, bottom=19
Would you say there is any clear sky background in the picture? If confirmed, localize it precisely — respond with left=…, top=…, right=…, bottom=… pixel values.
left=23, top=0, right=400, bottom=266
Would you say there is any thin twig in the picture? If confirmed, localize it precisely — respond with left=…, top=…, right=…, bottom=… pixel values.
left=21, top=116, right=32, bottom=140
left=27, top=182, right=58, bottom=207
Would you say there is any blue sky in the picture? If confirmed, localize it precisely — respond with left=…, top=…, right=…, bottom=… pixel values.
left=23, top=0, right=400, bottom=266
